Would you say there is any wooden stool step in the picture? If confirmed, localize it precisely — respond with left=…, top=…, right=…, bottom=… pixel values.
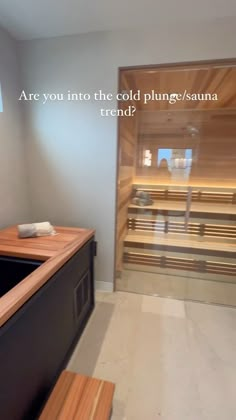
left=39, top=370, right=115, bottom=420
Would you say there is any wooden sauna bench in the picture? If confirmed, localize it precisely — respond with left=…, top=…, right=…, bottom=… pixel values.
left=0, top=225, right=96, bottom=420
left=129, top=200, right=236, bottom=215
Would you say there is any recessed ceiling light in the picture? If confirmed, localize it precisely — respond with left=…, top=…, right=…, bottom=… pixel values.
left=186, top=124, right=199, bottom=135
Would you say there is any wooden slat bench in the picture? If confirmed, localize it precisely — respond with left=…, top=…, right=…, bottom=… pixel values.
left=39, top=370, right=115, bottom=420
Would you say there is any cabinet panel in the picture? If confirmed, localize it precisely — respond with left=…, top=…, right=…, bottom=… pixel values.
left=0, top=238, right=95, bottom=420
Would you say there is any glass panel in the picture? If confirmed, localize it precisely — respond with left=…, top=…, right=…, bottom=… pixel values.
left=116, top=64, right=236, bottom=306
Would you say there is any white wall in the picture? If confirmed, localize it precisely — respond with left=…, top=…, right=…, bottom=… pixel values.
left=19, top=20, right=236, bottom=288
left=0, top=26, right=30, bottom=228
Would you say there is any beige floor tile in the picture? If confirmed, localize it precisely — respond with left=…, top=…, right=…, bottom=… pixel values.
left=125, top=312, right=202, bottom=420
left=68, top=291, right=236, bottom=420
left=142, top=295, right=186, bottom=318
left=187, top=318, right=236, bottom=420
left=92, top=292, right=142, bottom=416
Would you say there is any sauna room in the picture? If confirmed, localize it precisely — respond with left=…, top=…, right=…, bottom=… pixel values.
left=116, top=61, right=236, bottom=306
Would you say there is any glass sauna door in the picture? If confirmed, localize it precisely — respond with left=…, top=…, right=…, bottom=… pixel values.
left=116, top=64, right=236, bottom=306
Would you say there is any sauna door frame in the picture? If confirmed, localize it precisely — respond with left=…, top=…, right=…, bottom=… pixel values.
left=114, top=57, right=236, bottom=291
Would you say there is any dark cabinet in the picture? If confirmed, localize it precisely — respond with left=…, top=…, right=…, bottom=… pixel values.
left=0, top=238, right=95, bottom=420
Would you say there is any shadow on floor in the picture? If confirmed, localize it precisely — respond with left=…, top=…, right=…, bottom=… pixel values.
left=68, top=301, right=115, bottom=376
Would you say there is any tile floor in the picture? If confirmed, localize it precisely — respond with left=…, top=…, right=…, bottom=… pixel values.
left=67, top=291, right=236, bottom=420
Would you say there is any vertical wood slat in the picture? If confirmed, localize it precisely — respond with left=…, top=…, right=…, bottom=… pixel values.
left=116, top=93, right=137, bottom=272
left=57, top=375, right=88, bottom=419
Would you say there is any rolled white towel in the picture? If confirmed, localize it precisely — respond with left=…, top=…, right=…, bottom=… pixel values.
left=34, top=222, right=55, bottom=236
left=18, top=222, right=56, bottom=238
left=18, top=224, right=37, bottom=238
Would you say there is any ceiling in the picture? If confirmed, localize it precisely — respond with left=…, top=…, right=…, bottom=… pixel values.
left=119, top=63, right=236, bottom=138
left=138, top=109, right=236, bottom=137
left=0, top=0, right=236, bottom=40
left=121, top=64, right=236, bottom=112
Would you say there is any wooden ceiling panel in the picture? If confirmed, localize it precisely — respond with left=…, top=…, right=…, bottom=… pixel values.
left=137, top=109, right=236, bottom=138
left=121, top=65, right=236, bottom=111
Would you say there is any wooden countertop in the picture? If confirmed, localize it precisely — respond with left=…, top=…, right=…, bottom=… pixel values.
left=0, top=225, right=95, bottom=327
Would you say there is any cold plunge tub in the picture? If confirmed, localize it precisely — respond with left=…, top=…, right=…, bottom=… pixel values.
left=0, top=226, right=95, bottom=420
left=0, top=256, right=42, bottom=298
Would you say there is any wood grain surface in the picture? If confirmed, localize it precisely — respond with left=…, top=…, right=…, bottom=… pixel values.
left=39, top=370, right=115, bottom=420
left=0, top=225, right=95, bottom=327
left=115, top=71, right=138, bottom=275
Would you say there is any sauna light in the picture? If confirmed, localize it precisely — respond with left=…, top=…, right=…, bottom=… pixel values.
left=186, top=124, right=199, bottom=135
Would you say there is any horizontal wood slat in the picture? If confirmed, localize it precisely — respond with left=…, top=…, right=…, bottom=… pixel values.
left=135, top=188, right=236, bottom=204
left=129, top=207, right=236, bottom=222
left=124, top=252, right=236, bottom=276
left=128, top=218, right=236, bottom=239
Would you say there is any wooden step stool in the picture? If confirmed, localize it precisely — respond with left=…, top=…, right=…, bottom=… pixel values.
left=39, top=370, right=115, bottom=420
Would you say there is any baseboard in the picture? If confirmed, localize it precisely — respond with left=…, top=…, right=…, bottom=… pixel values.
left=95, top=281, right=114, bottom=292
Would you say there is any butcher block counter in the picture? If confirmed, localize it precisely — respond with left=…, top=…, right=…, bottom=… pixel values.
left=0, top=225, right=95, bottom=327
left=0, top=224, right=96, bottom=420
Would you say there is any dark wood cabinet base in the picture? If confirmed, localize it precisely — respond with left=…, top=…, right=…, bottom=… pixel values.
left=0, top=238, right=95, bottom=420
